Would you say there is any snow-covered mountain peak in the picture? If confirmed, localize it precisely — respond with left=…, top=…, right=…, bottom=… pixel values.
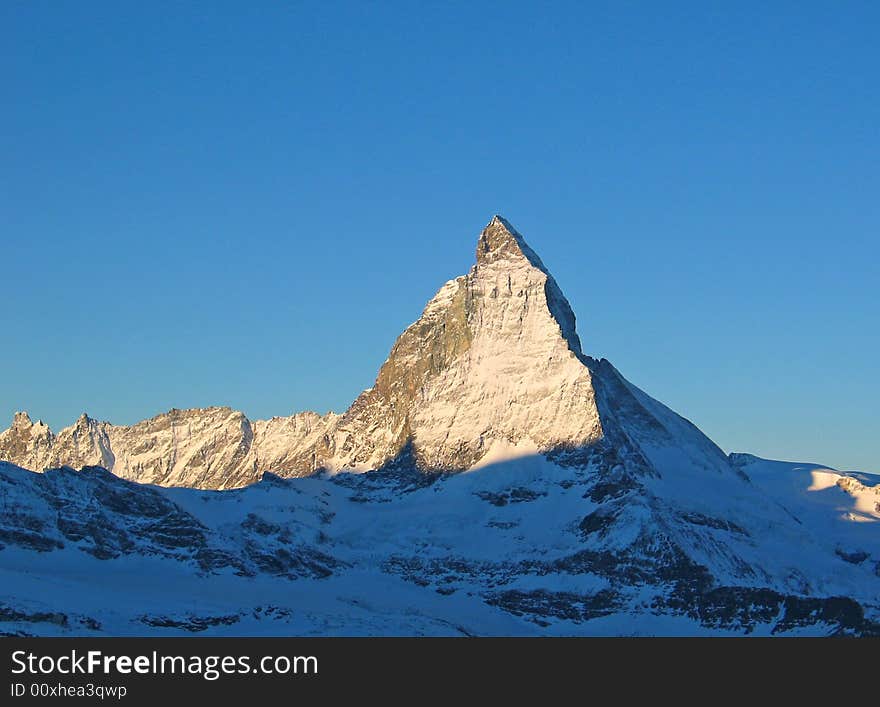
left=74, top=412, right=94, bottom=427
left=476, top=215, right=533, bottom=265
left=474, top=215, right=582, bottom=354
left=8, top=411, right=51, bottom=440
left=318, top=216, right=600, bottom=472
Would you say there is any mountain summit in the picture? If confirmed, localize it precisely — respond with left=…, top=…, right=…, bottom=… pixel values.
left=476, top=215, right=552, bottom=272
left=331, top=214, right=599, bottom=473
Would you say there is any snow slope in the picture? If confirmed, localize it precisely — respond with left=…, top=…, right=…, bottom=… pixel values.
left=0, top=455, right=877, bottom=636
left=733, top=454, right=879, bottom=569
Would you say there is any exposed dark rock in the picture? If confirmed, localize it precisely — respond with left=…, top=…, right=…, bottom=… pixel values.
left=578, top=509, right=620, bottom=537
left=486, top=589, right=619, bottom=623
left=0, top=604, right=68, bottom=627
left=245, top=543, right=340, bottom=579
left=140, top=614, right=241, bottom=632
left=475, top=487, right=547, bottom=506
left=242, top=513, right=282, bottom=536
left=0, top=528, right=63, bottom=552
left=678, top=511, right=749, bottom=537
left=835, top=548, right=869, bottom=565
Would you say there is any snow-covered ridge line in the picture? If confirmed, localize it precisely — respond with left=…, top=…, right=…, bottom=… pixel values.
left=0, top=405, right=338, bottom=489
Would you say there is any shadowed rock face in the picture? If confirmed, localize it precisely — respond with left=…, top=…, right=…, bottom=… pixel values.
left=1, top=457, right=877, bottom=637
left=0, top=463, right=342, bottom=581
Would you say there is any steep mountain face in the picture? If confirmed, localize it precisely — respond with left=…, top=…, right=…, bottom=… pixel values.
left=1, top=215, right=877, bottom=636
left=326, top=216, right=602, bottom=472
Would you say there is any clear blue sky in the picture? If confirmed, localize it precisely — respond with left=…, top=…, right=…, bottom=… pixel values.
left=2, top=2, right=877, bottom=472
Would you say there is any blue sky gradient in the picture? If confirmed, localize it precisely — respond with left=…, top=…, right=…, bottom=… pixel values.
left=2, top=2, right=877, bottom=471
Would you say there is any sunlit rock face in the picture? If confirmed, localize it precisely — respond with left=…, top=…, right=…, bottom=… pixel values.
left=0, top=412, right=112, bottom=476
left=324, top=215, right=603, bottom=472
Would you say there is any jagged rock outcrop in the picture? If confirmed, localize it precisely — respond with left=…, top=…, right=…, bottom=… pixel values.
left=0, top=412, right=113, bottom=473
left=0, top=407, right=339, bottom=490
left=0, top=412, right=55, bottom=471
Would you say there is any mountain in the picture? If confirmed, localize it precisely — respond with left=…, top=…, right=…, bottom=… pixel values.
left=0, top=216, right=726, bottom=486
left=0, top=407, right=336, bottom=490
left=1, top=216, right=878, bottom=636
left=2, top=216, right=603, bottom=484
